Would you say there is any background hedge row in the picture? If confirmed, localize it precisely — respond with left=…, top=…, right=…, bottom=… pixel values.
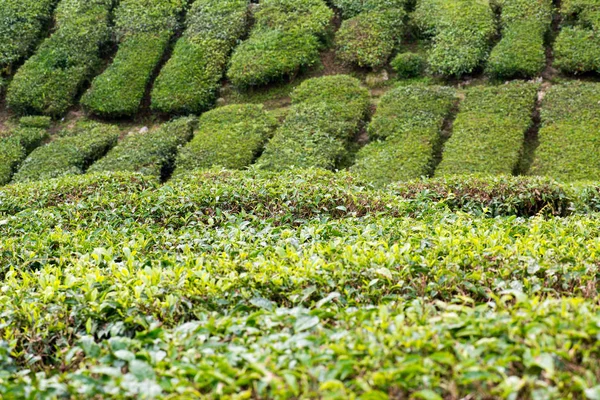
left=13, top=121, right=119, bottom=182
left=486, top=0, right=553, bottom=78
left=555, top=0, right=600, bottom=74
left=81, top=0, right=187, bottom=117
left=334, top=0, right=406, bottom=69
left=351, top=85, right=456, bottom=186
left=151, top=0, right=249, bottom=115
left=413, top=0, right=496, bottom=76
left=257, top=75, right=370, bottom=170
left=175, top=104, right=277, bottom=174
left=89, top=117, right=196, bottom=179
left=0, top=117, right=50, bottom=185
left=531, top=81, right=600, bottom=181
left=436, top=82, right=538, bottom=176
left=0, top=0, right=57, bottom=72
left=227, top=0, right=333, bottom=87
left=6, top=0, right=114, bottom=116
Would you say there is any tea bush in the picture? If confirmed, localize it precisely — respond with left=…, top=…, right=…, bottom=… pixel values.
left=151, top=0, right=249, bottom=114
left=0, top=0, right=57, bottom=70
left=175, top=104, right=277, bottom=174
left=413, top=0, right=496, bottom=76
left=391, top=52, right=427, bottom=78
left=227, top=0, right=333, bottom=87
left=12, top=121, right=119, bottom=182
left=6, top=0, right=113, bottom=116
left=531, top=81, right=600, bottom=180
left=88, top=117, right=196, bottom=178
left=436, top=82, right=538, bottom=176
left=351, top=85, right=456, bottom=186
left=81, top=0, right=187, bottom=117
left=257, top=75, right=370, bottom=170
left=0, top=119, right=50, bottom=185
left=486, top=0, right=553, bottom=78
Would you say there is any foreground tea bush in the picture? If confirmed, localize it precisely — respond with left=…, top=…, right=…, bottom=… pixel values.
left=175, top=104, right=277, bottom=174
left=486, top=0, right=553, bottom=78
left=227, top=0, right=333, bottom=87
left=0, top=117, right=50, bottom=185
left=531, top=81, right=600, bottom=181
left=89, top=117, right=196, bottom=178
left=555, top=1, right=600, bottom=74
left=257, top=75, right=370, bottom=170
left=436, top=82, right=538, bottom=176
left=352, top=85, right=456, bottom=186
left=0, top=0, right=57, bottom=72
left=334, top=0, right=406, bottom=68
left=151, top=0, right=249, bottom=115
left=413, top=0, right=496, bottom=76
left=12, top=121, right=119, bottom=182
left=81, top=0, right=186, bottom=117
left=6, top=0, right=113, bottom=116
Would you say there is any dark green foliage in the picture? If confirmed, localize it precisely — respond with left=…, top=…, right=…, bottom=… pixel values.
left=0, top=0, right=57, bottom=70
left=6, top=0, right=113, bottom=116
left=331, top=0, right=407, bottom=18
left=0, top=120, right=50, bottom=185
left=413, top=0, right=496, bottom=76
left=487, top=0, right=552, bottom=78
left=531, top=82, right=600, bottom=181
left=555, top=1, right=600, bottom=74
left=13, top=121, right=119, bottom=182
left=227, top=0, right=332, bottom=87
left=175, top=104, right=277, bottom=173
left=89, top=117, right=196, bottom=178
left=335, top=8, right=405, bottom=69
left=352, top=85, right=456, bottom=186
left=257, top=75, right=370, bottom=170
left=151, top=0, right=248, bottom=114
left=436, top=82, right=538, bottom=176
left=391, top=52, right=427, bottom=78
left=81, top=0, right=187, bottom=117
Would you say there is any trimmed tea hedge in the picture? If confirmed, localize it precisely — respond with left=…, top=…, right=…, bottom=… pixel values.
left=351, top=85, right=456, bottom=186
left=227, top=0, right=333, bottom=87
left=436, top=82, right=538, bottom=176
left=151, top=0, right=249, bottom=114
left=555, top=1, right=600, bottom=74
left=175, top=104, right=277, bottom=174
left=12, top=121, right=119, bottom=182
left=486, top=0, right=553, bottom=78
left=413, top=0, right=496, bottom=76
left=531, top=81, right=600, bottom=181
left=257, top=75, right=370, bottom=170
left=0, top=0, right=57, bottom=70
left=0, top=118, right=50, bottom=185
left=88, top=117, right=196, bottom=178
left=81, top=0, right=187, bottom=117
left=6, top=0, right=114, bottom=116
left=335, top=1, right=406, bottom=69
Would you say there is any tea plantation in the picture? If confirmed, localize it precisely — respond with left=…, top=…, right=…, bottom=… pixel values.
left=2, top=0, right=600, bottom=398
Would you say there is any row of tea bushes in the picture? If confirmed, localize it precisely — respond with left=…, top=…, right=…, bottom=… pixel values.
left=531, top=81, right=600, bottom=180
left=174, top=104, right=277, bottom=174
left=0, top=0, right=58, bottom=71
left=12, top=121, right=119, bottom=182
left=555, top=0, right=600, bottom=74
left=413, top=0, right=496, bottom=76
left=227, top=0, right=333, bottom=87
left=351, top=85, right=456, bottom=186
left=0, top=117, right=51, bottom=185
left=333, top=0, right=407, bottom=69
left=436, top=82, right=538, bottom=176
left=257, top=75, right=370, bottom=170
left=487, top=0, right=553, bottom=78
left=151, top=0, right=249, bottom=115
left=80, top=0, right=187, bottom=117
left=6, top=0, right=114, bottom=116
left=89, top=117, right=196, bottom=178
